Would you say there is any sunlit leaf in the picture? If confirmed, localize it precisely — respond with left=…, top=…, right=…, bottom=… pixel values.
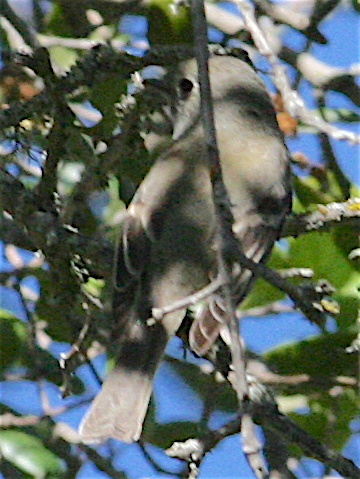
left=147, top=0, right=193, bottom=45
left=0, top=315, right=27, bottom=373
left=288, top=231, right=355, bottom=289
left=0, top=430, right=66, bottom=478
left=264, top=329, right=358, bottom=384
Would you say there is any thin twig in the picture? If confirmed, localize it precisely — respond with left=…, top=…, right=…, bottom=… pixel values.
left=277, top=268, right=314, bottom=279
left=0, top=0, right=39, bottom=50
left=59, top=306, right=92, bottom=368
left=1, top=41, right=358, bottom=147
left=238, top=301, right=295, bottom=319
left=261, top=411, right=360, bottom=479
left=77, top=444, right=127, bottom=479
left=233, top=0, right=360, bottom=144
left=152, top=275, right=225, bottom=320
left=190, top=1, right=268, bottom=477
left=166, top=357, right=360, bottom=479
left=153, top=237, right=329, bottom=329
left=167, top=406, right=360, bottom=479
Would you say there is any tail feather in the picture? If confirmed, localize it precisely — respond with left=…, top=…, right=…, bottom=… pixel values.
left=79, top=367, right=153, bottom=443
left=80, top=319, right=169, bottom=443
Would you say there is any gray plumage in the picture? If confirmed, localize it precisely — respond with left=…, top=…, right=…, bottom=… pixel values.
left=79, top=55, right=291, bottom=443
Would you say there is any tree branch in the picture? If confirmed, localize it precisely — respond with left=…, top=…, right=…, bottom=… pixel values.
left=233, top=0, right=360, bottom=144
left=282, top=198, right=360, bottom=237
left=0, top=0, right=40, bottom=50
left=166, top=368, right=360, bottom=479
left=190, top=2, right=268, bottom=477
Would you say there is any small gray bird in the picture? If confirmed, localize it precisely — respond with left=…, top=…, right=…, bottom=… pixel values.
left=79, top=54, right=292, bottom=443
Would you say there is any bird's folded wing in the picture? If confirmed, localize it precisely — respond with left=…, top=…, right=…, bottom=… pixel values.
left=113, top=155, right=188, bottom=316
left=189, top=213, right=285, bottom=357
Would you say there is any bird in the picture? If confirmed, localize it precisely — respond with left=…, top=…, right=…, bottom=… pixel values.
left=79, top=53, right=292, bottom=444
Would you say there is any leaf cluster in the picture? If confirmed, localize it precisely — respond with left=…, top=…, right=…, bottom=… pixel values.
left=0, top=0, right=359, bottom=478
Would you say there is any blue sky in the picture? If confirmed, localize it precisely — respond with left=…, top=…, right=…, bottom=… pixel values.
left=0, top=1, right=359, bottom=478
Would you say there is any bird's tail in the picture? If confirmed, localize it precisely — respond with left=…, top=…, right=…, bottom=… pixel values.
left=79, top=320, right=168, bottom=443
left=79, top=367, right=154, bottom=443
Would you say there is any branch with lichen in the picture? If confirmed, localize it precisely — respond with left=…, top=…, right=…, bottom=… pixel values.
left=282, top=198, right=360, bottom=237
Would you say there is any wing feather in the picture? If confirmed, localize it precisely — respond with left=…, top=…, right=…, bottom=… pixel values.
left=189, top=199, right=290, bottom=357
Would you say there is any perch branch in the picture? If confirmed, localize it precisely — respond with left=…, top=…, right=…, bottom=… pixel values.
left=191, top=2, right=268, bottom=477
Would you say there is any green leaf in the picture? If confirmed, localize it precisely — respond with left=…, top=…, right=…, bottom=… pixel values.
left=290, top=389, right=359, bottom=451
left=113, top=138, right=152, bottom=186
left=0, top=430, right=66, bottom=478
left=352, top=0, right=360, bottom=12
left=144, top=420, right=202, bottom=449
left=0, top=310, right=64, bottom=384
left=63, top=132, right=97, bottom=164
left=293, top=176, right=334, bottom=209
left=0, top=315, right=28, bottom=373
left=334, top=290, right=360, bottom=329
left=264, top=329, right=358, bottom=385
left=48, top=46, right=78, bottom=71
left=288, top=231, right=355, bottom=289
left=147, top=0, right=193, bottom=45
left=44, top=3, right=75, bottom=37
left=104, top=175, right=126, bottom=223
left=332, top=224, right=360, bottom=272
left=89, top=74, right=128, bottom=138
left=0, top=308, right=21, bottom=320
left=36, top=271, right=83, bottom=343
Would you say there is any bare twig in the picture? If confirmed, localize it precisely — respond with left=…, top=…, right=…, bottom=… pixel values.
left=238, top=302, right=295, bottom=319
left=0, top=413, right=40, bottom=427
left=77, top=444, right=127, bottom=479
left=152, top=275, right=225, bottom=320
left=253, top=0, right=325, bottom=42
left=166, top=363, right=360, bottom=479
left=0, top=162, right=335, bottom=330
left=261, top=410, right=360, bottom=479
left=138, top=440, right=188, bottom=477
left=0, top=0, right=39, bottom=50
left=233, top=0, right=360, bottom=144
left=277, top=268, right=313, bottom=279
left=228, top=247, right=327, bottom=327
left=190, top=1, right=268, bottom=477
left=37, top=34, right=126, bottom=50
left=167, top=406, right=360, bottom=479
left=2, top=41, right=358, bottom=149
left=155, top=268, right=330, bottom=332
left=59, top=307, right=92, bottom=367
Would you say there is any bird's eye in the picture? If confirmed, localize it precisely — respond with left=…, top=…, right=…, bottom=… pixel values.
left=178, top=78, right=193, bottom=98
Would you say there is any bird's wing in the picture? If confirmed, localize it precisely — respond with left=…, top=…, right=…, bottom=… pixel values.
left=112, top=155, right=188, bottom=320
left=189, top=191, right=291, bottom=357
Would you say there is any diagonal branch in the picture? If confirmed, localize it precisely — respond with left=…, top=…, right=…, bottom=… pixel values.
left=190, top=1, right=268, bottom=478
left=166, top=358, right=360, bottom=479
left=0, top=0, right=40, bottom=50
left=233, top=0, right=360, bottom=144
left=167, top=398, right=360, bottom=479
left=282, top=198, right=360, bottom=237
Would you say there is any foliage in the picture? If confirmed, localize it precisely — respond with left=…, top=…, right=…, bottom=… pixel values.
left=0, top=0, right=359, bottom=478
